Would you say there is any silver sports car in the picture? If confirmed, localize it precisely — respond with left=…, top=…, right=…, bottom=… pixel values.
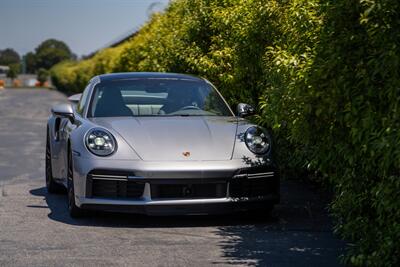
left=46, top=72, right=279, bottom=217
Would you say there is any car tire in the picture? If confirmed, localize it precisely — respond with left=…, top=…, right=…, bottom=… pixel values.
left=67, top=148, right=85, bottom=218
left=46, top=132, right=65, bottom=194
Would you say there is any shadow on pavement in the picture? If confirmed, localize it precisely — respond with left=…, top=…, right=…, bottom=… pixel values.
left=213, top=225, right=345, bottom=266
left=29, top=180, right=346, bottom=266
left=211, top=181, right=346, bottom=266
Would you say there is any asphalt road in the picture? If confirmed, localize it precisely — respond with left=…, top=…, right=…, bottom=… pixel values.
left=0, top=88, right=346, bottom=267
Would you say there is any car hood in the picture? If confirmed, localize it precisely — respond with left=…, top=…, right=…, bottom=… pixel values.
left=89, top=116, right=238, bottom=161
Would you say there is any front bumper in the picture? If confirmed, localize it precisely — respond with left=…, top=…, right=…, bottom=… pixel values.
left=80, top=197, right=278, bottom=216
left=72, top=157, right=279, bottom=215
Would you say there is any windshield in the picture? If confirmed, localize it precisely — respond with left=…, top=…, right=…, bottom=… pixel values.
left=88, top=78, right=233, bottom=117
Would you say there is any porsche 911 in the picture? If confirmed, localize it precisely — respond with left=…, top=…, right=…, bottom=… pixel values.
left=46, top=72, right=279, bottom=217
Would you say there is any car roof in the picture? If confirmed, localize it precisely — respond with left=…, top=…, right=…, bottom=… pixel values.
left=94, top=72, right=205, bottom=83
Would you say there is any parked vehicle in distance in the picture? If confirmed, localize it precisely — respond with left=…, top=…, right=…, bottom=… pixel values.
left=46, top=72, right=279, bottom=217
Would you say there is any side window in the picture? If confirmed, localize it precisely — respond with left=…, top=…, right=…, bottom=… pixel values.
left=76, top=84, right=91, bottom=115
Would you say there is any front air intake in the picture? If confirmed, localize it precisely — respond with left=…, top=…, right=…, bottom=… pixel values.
left=86, top=170, right=144, bottom=199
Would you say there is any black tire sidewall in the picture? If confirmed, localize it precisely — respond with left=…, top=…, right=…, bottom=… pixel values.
left=67, top=148, right=83, bottom=217
left=46, top=132, right=64, bottom=193
left=45, top=133, right=52, bottom=188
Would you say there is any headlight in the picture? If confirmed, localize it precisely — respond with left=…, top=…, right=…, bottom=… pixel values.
left=85, top=128, right=117, bottom=156
left=244, top=126, right=271, bottom=154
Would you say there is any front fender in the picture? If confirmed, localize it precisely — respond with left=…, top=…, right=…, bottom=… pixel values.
left=68, top=118, right=141, bottom=161
left=231, top=119, right=275, bottom=169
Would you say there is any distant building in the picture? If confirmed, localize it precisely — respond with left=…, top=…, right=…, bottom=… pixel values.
left=0, top=65, right=9, bottom=76
left=84, top=28, right=139, bottom=59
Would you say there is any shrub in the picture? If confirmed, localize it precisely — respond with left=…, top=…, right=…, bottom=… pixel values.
left=300, top=1, right=400, bottom=265
left=37, top=68, right=49, bottom=85
left=12, top=79, right=21, bottom=87
left=6, top=63, right=20, bottom=80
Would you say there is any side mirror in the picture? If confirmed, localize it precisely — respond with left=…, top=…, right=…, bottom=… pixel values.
left=237, top=103, right=255, bottom=117
left=68, top=93, right=82, bottom=105
left=51, top=103, right=74, bottom=122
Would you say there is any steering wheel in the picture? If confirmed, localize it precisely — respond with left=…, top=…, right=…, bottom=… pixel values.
left=180, top=105, right=201, bottom=111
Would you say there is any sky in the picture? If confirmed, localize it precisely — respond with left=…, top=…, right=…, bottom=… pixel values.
left=0, top=0, right=169, bottom=57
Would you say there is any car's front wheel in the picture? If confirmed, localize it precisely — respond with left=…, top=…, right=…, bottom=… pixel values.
left=45, top=132, right=64, bottom=194
left=67, top=148, right=85, bottom=218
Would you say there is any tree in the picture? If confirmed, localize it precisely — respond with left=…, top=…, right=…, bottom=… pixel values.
left=37, top=68, right=49, bottom=85
left=34, top=39, right=72, bottom=70
left=6, top=63, right=20, bottom=80
left=0, top=48, right=20, bottom=66
left=24, top=52, right=36, bottom=74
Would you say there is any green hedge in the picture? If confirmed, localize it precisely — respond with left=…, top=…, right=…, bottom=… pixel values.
left=51, top=0, right=400, bottom=265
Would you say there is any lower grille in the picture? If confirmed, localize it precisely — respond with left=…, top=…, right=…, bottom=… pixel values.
left=87, top=170, right=144, bottom=199
left=91, top=180, right=144, bottom=198
left=86, top=169, right=277, bottom=200
left=151, top=183, right=227, bottom=199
